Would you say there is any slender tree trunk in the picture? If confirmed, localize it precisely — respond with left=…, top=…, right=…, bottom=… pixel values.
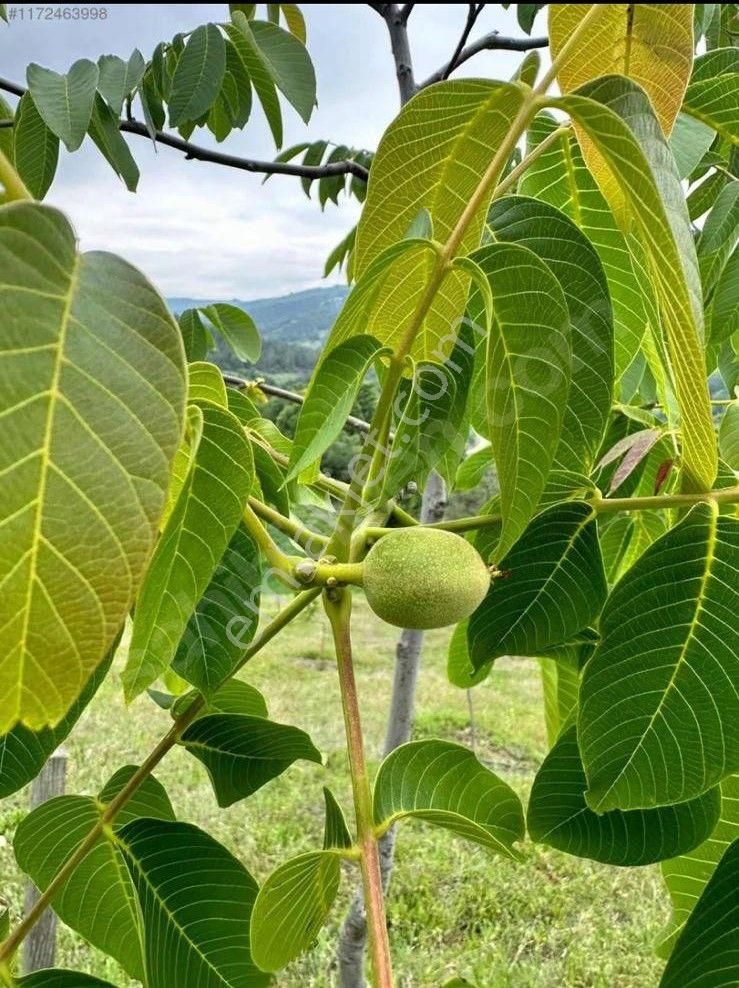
left=23, top=749, right=67, bottom=974
left=337, top=472, right=447, bottom=988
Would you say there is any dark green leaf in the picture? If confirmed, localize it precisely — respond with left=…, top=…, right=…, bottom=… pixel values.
left=539, top=658, right=579, bottom=747
left=13, top=92, right=59, bottom=199
left=168, top=24, right=226, bottom=128
left=26, top=59, right=98, bottom=151
left=14, top=769, right=174, bottom=980
left=88, top=93, right=139, bottom=191
left=17, top=973, right=118, bottom=988
left=659, top=839, right=739, bottom=987
left=684, top=48, right=739, bottom=145
left=97, top=50, right=146, bottom=116
left=173, top=524, right=262, bottom=694
left=488, top=196, right=613, bottom=474
left=179, top=307, right=212, bottom=361
left=373, top=739, right=524, bottom=857
left=119, top=818, right=268, bottom=987
left=659, top=774, right=739, bottom=957
left=579, top=503, right=739, bottom=812
left=227, top=14, right=283, bottom=147
left=180, top=713, right=322, bottom=807
left=528, top=726, right=721, bottom=866
left=471, top=241, right=571, bottom=557
left=323, top=786, right=353, bottom=850
left=251, top=19, right=316, bottom=123
left=468, top=502, right=606, bottom=668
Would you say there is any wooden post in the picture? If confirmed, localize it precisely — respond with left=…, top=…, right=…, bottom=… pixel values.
left=23, top=748, right=67, bottom=975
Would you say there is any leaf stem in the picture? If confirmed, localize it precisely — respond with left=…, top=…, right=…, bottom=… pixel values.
left=491, top=124, right=571, bottom=200
left=248, top=496, right=329, bottom=553
left=0, top=589, right=320, bottom=966
left=325, top=590, right=393, bottom=988
left=0, top=149, right=31, bottom=201
left=242, top=502, right=298, bottom=573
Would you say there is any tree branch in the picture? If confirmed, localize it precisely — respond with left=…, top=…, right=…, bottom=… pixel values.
left=420, top=30, right=548, bottom=88
left=223, top=373, right=374, bottom=435
left=441, top=3, right=485, bottom=82
left=0, top=78, right=369, bottom=183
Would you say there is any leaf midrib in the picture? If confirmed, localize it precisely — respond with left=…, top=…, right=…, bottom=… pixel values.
left=14, top=252, right=80, bottom=722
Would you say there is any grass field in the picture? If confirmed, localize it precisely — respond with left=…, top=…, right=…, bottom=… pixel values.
left=0, top=595, right=668, bottom=987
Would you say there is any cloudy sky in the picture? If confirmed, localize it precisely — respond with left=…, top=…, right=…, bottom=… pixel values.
left=2, top=3, right=542, bottom=300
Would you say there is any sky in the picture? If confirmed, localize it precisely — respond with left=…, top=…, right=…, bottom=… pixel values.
left=1, top=3, right=543, bottom=300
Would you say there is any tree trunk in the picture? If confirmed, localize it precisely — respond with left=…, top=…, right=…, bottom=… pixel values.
left=337, top=472, right=447, bottom=988
left=23, top=749, right=67, bottom=974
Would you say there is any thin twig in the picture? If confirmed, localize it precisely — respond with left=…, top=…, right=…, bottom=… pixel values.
left=441, top=3, right=485, bottom=81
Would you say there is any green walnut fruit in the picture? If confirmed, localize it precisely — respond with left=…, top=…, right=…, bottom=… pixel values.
left=362, top=528, right=490, bottom=630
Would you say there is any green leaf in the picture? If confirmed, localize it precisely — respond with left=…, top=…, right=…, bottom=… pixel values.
left=659, top=839, right=739, bottom=987
left=579, top=503, right=739, bottom=812
left=373, top=739, right=524, bottom=858
left=684, top=48, right=739, bottom=145
left=223, top=37, right=253, bottom=128
left=488, top=195, right=614, bottom=474
left=455, top=444, right=493, bottom=491
left=520, top=114, right=652, bottom=383
left=26, top=59, right=98, bottom=151
left=670, top=112, right=717, bottom=179
left=176, top=679, right=268, bottom=720
left=124, top=403, right=254, bottom=701
left=353, top=79, right=528, bottom=362
left=97, top=50, right=146, bottom=117
left=0, top=202, right=186, bottom=732
left=279, top=3, right=306, bottom=43
left=0, top=636, right=118, bottom=799
left=250, top=19, right=316, bottom=123
left=540, top=658, right=580, bottom=747
left=88, top=93, right=139, bottom=191
left=17, top=973, right=118, bottom=988
left=179, top=307, right=212, bottom=361
left=200, top=302, right=262, bottom=363
left=168, top=24, right=226, bottom=128
left=13, top=92, right=59, bottom=199
left=180, top=713, right=322, bottom=807
left=0, top=4, right=6, bottom=22
left=709, top=247, right=739, bottom=345
left=658, top=775, right=739, bottom=958
left=323, top=786, right=353, bottom=850
left=528, top=726, right=722, bottom=867
left=118, top=818, right=268, bottom=988
left=173, top=524, right=262, bottom=693
left=447, top=618, right=492, bottom=690
left=228, top=14, right=283, bottom=147
left=553, top=78, right=718, bottom=492
left=468, top=502, right=607, bottom=669
left=698, top=180, right=739, bottom=303
left=288, top=335, right=386, bottom=481
left=471, top=241, right=571, bottom=557
left=188, top=360, right=229, bottom=407
left=14, top=769, right=174, bottom=980
left=250, top=850, right=341, bottom=972
left=719, top=402, right=739, bottom=470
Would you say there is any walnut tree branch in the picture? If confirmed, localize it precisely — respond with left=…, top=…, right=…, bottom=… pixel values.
left=420, top=30, right=548, bottom=88
left=441, top=3, right=485, bottom=81
left=0, top=78, right=369, bottom=183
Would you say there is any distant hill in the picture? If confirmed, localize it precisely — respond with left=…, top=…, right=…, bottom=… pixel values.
left=168, top=284, right=349, bottom=347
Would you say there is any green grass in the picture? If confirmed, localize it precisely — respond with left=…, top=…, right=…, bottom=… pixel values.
left=0, top=595, right=667, bottom=987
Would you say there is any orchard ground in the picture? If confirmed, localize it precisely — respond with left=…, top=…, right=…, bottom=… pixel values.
left=0, top=595, right=665, bottom=987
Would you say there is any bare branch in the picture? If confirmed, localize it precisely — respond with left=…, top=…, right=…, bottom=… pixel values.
left=420, top=30, right=548, bottom=88
left=399, top=3, right=415, bottom=24
left=223, top=373, right=374, bottom=435
left=0, top=77, right=369, bottom=183
left=441, top=3, right=485, bottom=82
